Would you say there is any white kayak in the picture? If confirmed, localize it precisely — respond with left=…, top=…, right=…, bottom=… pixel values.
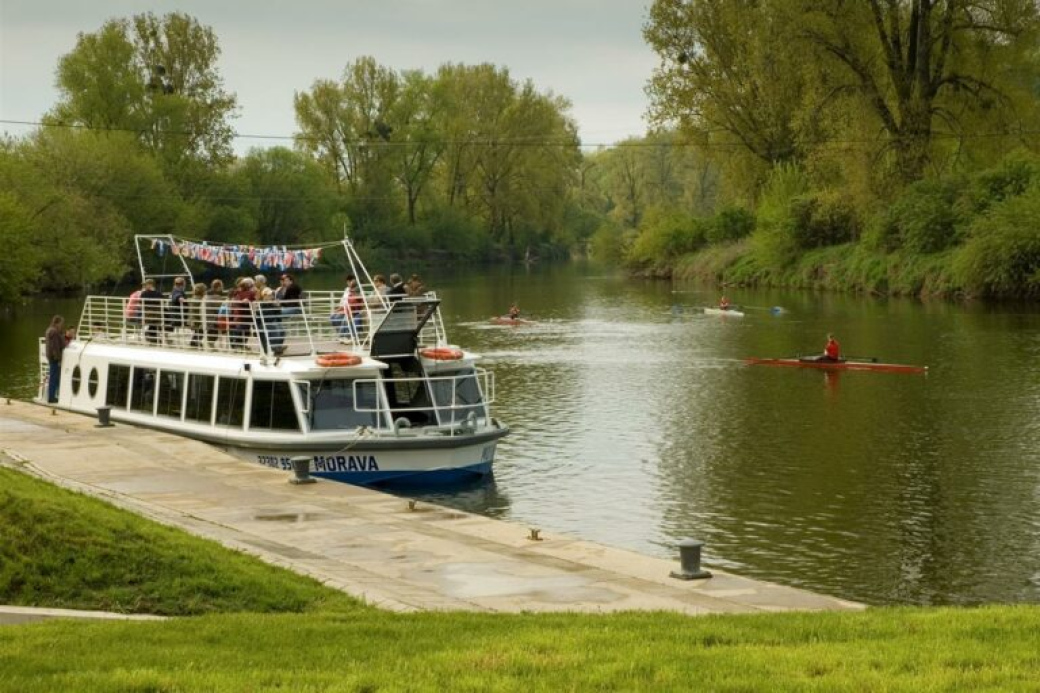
left=703, top=307, right=745, bottom=317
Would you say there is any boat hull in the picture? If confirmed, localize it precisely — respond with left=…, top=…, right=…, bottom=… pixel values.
left=223, top=427, right=507, bottom=488
left=490, top=316, right=533, bottom=326
left=703, top=308, right=745, bottom=317
left=745, top=357, right=927, bottom=374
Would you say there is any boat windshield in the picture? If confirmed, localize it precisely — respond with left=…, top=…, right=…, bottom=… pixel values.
left=309, top=380, right=380, bottom=430
left=428, top=368, right=486, bottom=425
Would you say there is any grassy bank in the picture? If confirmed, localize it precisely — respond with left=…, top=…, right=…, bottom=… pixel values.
left=671, top=240, right=962, bottom=298
left=3, top=466, right=1040, bottom=691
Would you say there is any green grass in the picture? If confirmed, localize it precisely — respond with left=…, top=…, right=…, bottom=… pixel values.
left=0, top=466, right=361, bottom=615
left=3, top=466, right=1040, bottom=691
left=671, top=241, right=965, bottom=298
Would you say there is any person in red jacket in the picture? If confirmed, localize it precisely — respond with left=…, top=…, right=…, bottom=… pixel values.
left=823, top=333, right=841, bottom=361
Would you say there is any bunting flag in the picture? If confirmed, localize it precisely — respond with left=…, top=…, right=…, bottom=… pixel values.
left=150, top=238, right=329, bottom=271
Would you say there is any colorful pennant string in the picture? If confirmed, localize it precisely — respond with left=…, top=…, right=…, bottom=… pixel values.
left=151, top=238, right=332, bottom=271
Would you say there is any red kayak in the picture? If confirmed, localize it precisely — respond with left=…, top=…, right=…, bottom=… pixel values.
left=490, top=316, right=534, bottom=326
left=745, top=357, right=927, bottom=374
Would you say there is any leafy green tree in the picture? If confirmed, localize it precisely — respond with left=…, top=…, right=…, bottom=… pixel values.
left=50, top=12, right=238, bottom=178
left=237, top=147, right=341, bottom=246
left=645, top=0, right=809, bottom=166
left=798, top=0, right=1040, bottom=184
left=295, top=56, right=402, bottom=233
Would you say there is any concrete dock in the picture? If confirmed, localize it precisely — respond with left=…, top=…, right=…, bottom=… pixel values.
left=0, top=399, right=863, bottom=616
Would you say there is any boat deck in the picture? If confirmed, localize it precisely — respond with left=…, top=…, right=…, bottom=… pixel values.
left=75, top=291, right=447, bottom=358
left=0, top=400, right=863, bottom=615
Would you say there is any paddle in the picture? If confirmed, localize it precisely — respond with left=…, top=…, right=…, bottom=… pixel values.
left=843, top=355, right=878, bottom=363
left=740, top=304, right=786, bottom=315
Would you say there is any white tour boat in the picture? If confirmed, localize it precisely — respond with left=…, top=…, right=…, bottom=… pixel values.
left=36, top=235, right=509, bottom=488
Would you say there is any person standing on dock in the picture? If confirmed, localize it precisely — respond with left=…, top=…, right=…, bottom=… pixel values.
left=44, top=315, right=66, bottom=403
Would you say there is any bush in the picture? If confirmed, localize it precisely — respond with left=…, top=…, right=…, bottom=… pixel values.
left=959, top=149, right=1040, bottom=216
left=626, top=207, right=706, bottom=267
left=788, top=190, right=860, bottom=249
left=868, top=178, right=965, bottom=254
left=953, top=183, right=1040, bottom=297
left=706, top=206, right=755, bottom=244
left=752, top=163, right=810, bottom=267
left=588, top=221, right=624, bottom=265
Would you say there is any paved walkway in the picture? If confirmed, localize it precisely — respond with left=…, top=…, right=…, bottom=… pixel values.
left=0, top=400, right=863, bottom=616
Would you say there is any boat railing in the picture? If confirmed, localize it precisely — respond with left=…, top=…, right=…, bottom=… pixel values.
left=352, top=369, right=496, bottom=431
left=75, top=291, right=449, bottom=358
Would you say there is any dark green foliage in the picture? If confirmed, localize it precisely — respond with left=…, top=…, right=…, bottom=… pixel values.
left=958, top=149, right=1040, bottom=216
left=870, top=179, right=965, bottom=254
left=954, top=184, right=1040, bottom=297
left=788, top=190, right=860, bottom=249
left=706, top=206, right=755, bottom=244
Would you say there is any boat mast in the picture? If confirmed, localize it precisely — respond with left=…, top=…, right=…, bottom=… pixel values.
left=134, top=234, right=195, bottom=288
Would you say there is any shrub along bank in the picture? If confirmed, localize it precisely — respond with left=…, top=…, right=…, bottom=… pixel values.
left=625, top=151, right=1040, bottom=299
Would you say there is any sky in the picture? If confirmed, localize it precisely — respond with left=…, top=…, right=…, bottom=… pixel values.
left=0, top=0, right=659, bottom=153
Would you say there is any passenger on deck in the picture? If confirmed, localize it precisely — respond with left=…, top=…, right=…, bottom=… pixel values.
left=277, top=273, right=303, bottom=316
left=406, top=273, right=425, bottom=297
left=188, top=282, right=207, bottom=348
left=331, top=275, right=364, bottom=339
left=387, top=273, right=407, bottom=300
left=139, top=279, right=164, bottom=344
left=257, top=287, right=284, bottom=355
left=228, top=277, right=257, bottom=350
left=205, top=279, right=226, bottom=347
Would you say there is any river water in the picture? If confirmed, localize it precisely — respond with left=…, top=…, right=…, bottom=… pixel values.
left=3, top=263, right=1039, bottom=606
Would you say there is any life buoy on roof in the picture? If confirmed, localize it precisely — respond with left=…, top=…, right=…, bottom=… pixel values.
left=315, top=352, right=362, bottom=368
left=419, top=347, right=464, bottom=361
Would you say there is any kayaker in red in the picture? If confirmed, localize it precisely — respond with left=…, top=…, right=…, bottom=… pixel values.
left=719, top=296, right=731, bottom=311
left=823, top=333, right=841, bottom=361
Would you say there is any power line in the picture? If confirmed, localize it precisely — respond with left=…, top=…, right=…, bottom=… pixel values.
left=2, top=118, right=1038, bottom=150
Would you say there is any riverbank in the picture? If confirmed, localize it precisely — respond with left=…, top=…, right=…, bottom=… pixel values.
left=659, top=239, right=964, bottom=298
left=3, top=405, right=1040, bottom=690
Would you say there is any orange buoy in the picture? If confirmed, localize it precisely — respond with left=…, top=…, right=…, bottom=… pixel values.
left=419, top=347, right=464, bottom=361
left=315, top=352, right=362, bottom=368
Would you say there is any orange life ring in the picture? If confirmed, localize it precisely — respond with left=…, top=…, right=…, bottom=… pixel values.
left=419, top=347, right=464, bottom=361
left=316, top=352, right=362, bottom=368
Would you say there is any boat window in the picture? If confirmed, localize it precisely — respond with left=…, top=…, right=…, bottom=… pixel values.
left=71, top=366, right=82, bottom=396
left=215, top=376, right=246, bottom=428
left=250, top=381, right=300, bottom=431
left=429, top=369, right=485, bottom=424
left=130, top=367, right=157, bottom=414
left=106, top=365, right=131, bottom=409
left=156, top=371, right=185, bottom=419
left=184, top=374, right=215, bottom=424
left=310, top=379, right=379, bottom=430
left=88, top=368, right=99, bottom=398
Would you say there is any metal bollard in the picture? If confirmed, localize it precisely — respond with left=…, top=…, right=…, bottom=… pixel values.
left=95, top=406, right=114, bottom=428
left=669, top=538, right=712, bottom=580
left=289, top=455, right=317, bottom=485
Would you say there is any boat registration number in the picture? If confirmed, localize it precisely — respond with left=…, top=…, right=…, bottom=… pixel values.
left=256, top=454, right=380, bottom=472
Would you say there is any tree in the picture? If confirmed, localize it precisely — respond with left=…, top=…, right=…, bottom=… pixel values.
left=237, top=147, right=341, bottom=245
left=50, top=12, right=238, bottom=177
left=797, top=0, right=1040, bottom=183
left=645, top=0, right=810, bottom=166
left=295, top=56, right=402, bottom=233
